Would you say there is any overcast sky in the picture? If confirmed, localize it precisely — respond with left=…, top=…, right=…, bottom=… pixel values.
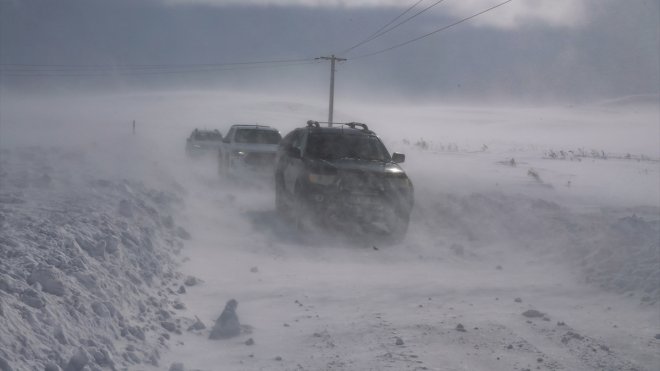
left=1, top=0, right=658, bottom=103
left=166, top=0, right=589, bottom=29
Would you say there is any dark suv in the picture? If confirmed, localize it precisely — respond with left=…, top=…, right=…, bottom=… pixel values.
left=275, top=120, right=413, bottom=239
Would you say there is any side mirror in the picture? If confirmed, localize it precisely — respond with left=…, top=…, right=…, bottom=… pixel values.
left=222, top=137, right=231, bottom=143
left=392, top=152, right=405, bottom=163
left=288, top=147, right=302, bottom=159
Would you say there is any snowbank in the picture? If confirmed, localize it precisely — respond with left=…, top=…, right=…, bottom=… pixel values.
left=0, top=147, right=191, bottom=370
left=409, top=190, right=660, bottom=304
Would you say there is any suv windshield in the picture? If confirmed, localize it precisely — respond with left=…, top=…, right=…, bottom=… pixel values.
left=306, top=133, right=391, bottom=162
left=235, top=129, right=281, bottom=144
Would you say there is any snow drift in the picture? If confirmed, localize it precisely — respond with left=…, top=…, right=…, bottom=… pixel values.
left=0, top=146, right=192, bottom=370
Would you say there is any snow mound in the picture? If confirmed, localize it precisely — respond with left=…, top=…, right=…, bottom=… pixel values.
left=412, top=191, right=660, bottom=303
left=0, top=148, right=191, bottom=370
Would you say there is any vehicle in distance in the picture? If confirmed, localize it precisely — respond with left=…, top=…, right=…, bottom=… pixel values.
left=275, top=120, right=413, bottom=240
left=219, top=124, right=282, bottom=175
left=186, top=129, right=224, bottom=157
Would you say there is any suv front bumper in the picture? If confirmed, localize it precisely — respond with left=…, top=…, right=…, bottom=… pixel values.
left=302, top=185, right=413, bottom=225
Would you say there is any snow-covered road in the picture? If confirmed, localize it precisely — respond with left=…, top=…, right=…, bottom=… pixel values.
left=162, top=157, right=659, bottom=371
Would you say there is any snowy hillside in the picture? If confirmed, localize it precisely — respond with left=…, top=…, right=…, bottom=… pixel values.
left=0, top=145, right=196, bottom=370
left=0, top=90, right=658, bottom=371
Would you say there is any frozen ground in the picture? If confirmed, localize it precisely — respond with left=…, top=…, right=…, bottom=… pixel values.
left=0, top=90, right=658, bottom=371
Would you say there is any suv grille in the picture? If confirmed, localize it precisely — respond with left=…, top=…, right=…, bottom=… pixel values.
left=339, top=171, right=386, bottom=194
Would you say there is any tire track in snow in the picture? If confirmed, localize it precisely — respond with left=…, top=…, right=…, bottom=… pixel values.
left=509, top=314, right=645, bottom=371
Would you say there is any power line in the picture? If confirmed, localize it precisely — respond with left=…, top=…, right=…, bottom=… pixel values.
left=0, top=60, right=320, bottom=77
left=341, top=0, right=448, bottom=56
left=350, top=0, right=514, bottom=60
left=2, top=1, right=515, bottom=81
left=340, top=0, right=425, bottom=55
left=0, top=57, right=316, bottom=72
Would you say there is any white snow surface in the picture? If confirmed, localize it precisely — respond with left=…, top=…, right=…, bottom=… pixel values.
left=0, top=90, right=659, bottom=371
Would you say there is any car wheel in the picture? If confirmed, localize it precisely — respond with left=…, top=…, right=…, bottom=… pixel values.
left=218, top=153, right=232, bottom=178
left=291, top=180, right=312, bottom=232
left=382, top=207, right=410, bottom=243
left=218, top=153, right=224, bottom=176
left=275, top=175, right=289, bottom=216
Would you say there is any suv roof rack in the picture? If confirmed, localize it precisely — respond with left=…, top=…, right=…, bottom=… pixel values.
left=231, top=124, right=274, bottom=129
left=345, top=122, right=370, bottom=132
left=305, top=120, right=374, bottom=134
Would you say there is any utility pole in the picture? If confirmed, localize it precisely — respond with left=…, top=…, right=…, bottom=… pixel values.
left=316, top=55, right=346, bottom=127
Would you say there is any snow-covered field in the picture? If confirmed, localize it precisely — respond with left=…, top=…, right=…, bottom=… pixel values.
left=1, top=90, right=658, bottom=371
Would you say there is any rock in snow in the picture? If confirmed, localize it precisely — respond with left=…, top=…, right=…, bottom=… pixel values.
left=209, top=299, right=241, bottom=339
left=176, top=226, right=192, bottom=240
left=44, top=363, right=61, bottom=371
left=188, top=316, right=207, bottom=331
left=27, top=266, right=66, bottom=296
left=522, top=309, right=545, bottom=318
left=184, top=276, right=199, bottom=287
left=161, top=321, right=178, bottom=332
left=19, top=288, right=45, bottom=309
left=64, top=347, right=89, bottom=371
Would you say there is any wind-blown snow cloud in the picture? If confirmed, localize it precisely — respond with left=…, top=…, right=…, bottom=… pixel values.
left=442, top=0, right=587, bottom=29
left=164, top=0, right=588, bottom=28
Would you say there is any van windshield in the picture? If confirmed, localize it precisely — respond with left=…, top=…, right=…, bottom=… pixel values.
left=234, top=129, right=281, bottom=144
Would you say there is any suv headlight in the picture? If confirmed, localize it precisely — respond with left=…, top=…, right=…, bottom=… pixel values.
left=389, top=176, right=412, bottom=189
left=308, top=173, right=336, bottom=186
